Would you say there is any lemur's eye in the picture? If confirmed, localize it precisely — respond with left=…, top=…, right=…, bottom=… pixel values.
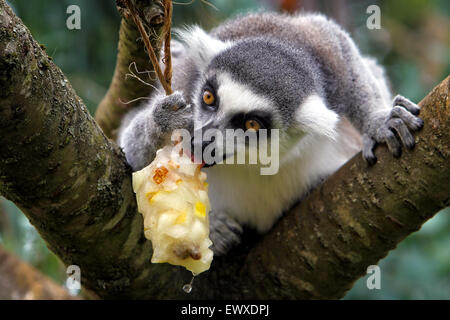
left=203, top=90, right=215, bottom=106
left=245, top=119, right=262, bottom=131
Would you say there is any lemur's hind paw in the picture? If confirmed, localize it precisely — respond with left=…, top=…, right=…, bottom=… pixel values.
left=153, top=91, right=193, bottom=133
left=209, top=210, right=243, bottom=256
left=363, top=95, right=424, bottom=165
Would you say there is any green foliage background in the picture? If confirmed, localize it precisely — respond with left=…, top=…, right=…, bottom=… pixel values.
left=0, top=0, right=449, bottom=299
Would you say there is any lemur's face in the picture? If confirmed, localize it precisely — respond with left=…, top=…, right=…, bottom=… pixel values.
left=181, top=27, right=339, bottom=166
left=190, top=43, right=316, bottom=166
left=191, top=69, right=278, bottom=167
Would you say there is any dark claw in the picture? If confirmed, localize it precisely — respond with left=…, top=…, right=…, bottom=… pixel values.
left=362, top=135, right=377, bottom=165
left=365, top=153, right=377, bottom=166
left=392, top=145, right=402, bottom=158
left=417, top=118, right=424, bottom=129
left=388, top=118, right=416, bottom=150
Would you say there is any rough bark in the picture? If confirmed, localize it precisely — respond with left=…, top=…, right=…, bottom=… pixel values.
left=0, top=246, right=78, bottom=300
left=95, top=0, right=165, bottom=141
left=0, top=0, right=155, bottom=299
left=0, top=0, right=448, bottom=299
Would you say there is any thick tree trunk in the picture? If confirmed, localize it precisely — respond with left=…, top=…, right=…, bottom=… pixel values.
left=0, top=0, right=154, bottom=299
left=0, top=246, right=78, bottom=300
left=0, top=0, right=448, bottom=299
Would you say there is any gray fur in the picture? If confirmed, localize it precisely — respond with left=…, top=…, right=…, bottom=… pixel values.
left=118, top=12, right=423, bottom=255
left=209, top=38, right=323, bottom=125
left=209, top=210, right=243, bottom=254
left=118, top=91, right=193, bottom=171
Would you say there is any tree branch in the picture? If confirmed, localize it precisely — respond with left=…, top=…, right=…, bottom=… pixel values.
left=95, top=0, right=165, bottom=140
left=0, top=0, right=448, bottom=299
left=0, top=0, right=156, bottom=299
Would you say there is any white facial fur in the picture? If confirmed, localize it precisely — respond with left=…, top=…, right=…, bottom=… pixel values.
left=215, top=72, right=276, bottom=119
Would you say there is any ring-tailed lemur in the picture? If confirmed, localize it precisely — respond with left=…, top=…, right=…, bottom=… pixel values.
left=119, top=12, right=423, bottom=255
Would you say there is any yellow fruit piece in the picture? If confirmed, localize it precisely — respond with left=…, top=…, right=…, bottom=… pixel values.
left=146, top=191, right=156, bottom=202
left=132, top=145, right=213, bottom=275
left=175, top=212, right=187, bottom=224
left=194, top=201, right=206, bottom=218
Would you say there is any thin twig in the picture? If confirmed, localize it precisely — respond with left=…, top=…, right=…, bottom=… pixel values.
left=173, top=0, right=219, bottom=11
left=163, top=0, right=173, bottom=88
left=125, top=62, right=157, bottom=85
left=124, top=0, right=173, bottom=95
left=119, top=96, right=158, bottom=105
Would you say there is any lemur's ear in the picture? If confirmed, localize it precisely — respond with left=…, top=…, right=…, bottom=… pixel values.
left=174, top=26, right=231, bottom=70
left=295, top=95, right=340, bottom=140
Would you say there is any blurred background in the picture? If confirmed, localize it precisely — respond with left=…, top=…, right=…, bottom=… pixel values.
left=1, top=0, right=449, bottom=299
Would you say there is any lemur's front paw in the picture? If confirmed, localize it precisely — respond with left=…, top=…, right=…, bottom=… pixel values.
left=209, top=210, right=243, bottom=256
left=363, top=95, right=424, bottom=165
left=153, top=91, right=193, bottom=134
